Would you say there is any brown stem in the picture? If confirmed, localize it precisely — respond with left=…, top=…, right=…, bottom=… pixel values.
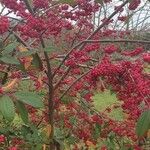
left=40, top=36, right=54, bottom=149
left=44, top=51, right=54, bottom=149
left=16, top=1, right=53, bottom=147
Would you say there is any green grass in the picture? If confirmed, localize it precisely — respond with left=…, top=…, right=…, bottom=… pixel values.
left=93, top=90, right=124, bottom=121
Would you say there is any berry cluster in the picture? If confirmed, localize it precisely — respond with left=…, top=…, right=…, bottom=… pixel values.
left=0, top=16, right=9, bottom=34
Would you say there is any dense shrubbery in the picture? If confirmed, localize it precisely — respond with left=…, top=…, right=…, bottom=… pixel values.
left=0, top=0, right=150, bottom=149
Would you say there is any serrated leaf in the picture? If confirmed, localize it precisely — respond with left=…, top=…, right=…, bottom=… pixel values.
left=0, top=96, right=15, bottom=121
left=136, top=110, right=150, bottom=137
left=15, top=91, right=44, bottom=108
left=2, top=42, right=18, bottom=55
left=16, top=101, right=28, bottom=124
left=0, top=56, right=20, bottom=65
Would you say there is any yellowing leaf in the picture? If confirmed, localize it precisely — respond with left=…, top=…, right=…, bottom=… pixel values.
left=18, top=45, right=33, bottom=70
left=42, top=124, right=52, bottom=138
left=147, top=129, right=150, bottom=138
left=18, top=45, right=28, bottom=52
left=24, top=57, right=33, bottom=70
left=36, top=74, right=43, bottom=90
left=42, top=144, right=46, bottom=150
left=2, top=78, right=19, bottom=92
left=86, top=140, right=96, bottom=148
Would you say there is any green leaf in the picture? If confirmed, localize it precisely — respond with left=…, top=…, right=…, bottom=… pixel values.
left=0, top=56, right=20, bottom=65
left=69, top=116, right=77, bottom=125
left=136, top=110, right=150, bottom=137
left=33, top=144, right=43, bottom=150
left=32, top=54, right=43, bottom=70
left=0, top=96, right=15, bottom=121
left=93, top=123, right=101, bottom=140
left=15, top=91, right=44, bottom=108
left=54, top=128, right=64, bottom=140
left=67, top=135, right=77, bottom=145
left=16, top=101, right=28, bottom=124
left=61, top=95, right=72, bottom=104
left=2, top=42, right=18, bottom=55
left=104, top=139, right=115, bottom=149
left=44, top=46, right=55, bottom=52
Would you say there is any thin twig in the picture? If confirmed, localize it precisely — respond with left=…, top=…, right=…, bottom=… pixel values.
left=54, top=67, right=71, bottom=90
left=84, top=39, right=150, bottom=44
left=60, top=69, right=91, bottom=99
left=22, top=0, right=34, bottom=14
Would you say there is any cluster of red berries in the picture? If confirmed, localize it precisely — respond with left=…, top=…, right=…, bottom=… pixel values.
left=104, top=44, right=118, bottom=54
left=33, top=0, right=49, bottom=9
left=129, top=0, right=141, bottom=10
left=0, top=16, right=9, bottom=34
left=122, top=47, right=144, bottom=56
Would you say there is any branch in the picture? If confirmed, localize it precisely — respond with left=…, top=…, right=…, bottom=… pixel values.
left=54, top=67, right=71, bottom=90
left=60, top=69, right=91, bottom=99
left=84, top=39, right=150, bottom=44
left=87, top=0, right=129, bottom=40
left=70, top=27, right=82, bottom=48
left=52, top=41, right=83, bottom=77
left=10, top=30, right=30, bottom=48
left=52, top=0, right=129, bottom=77
left=22, top=0, right=34, bottom=14
left=39, top=36, right=55, bottom=149
left=0, top=5, right=5, bottom=15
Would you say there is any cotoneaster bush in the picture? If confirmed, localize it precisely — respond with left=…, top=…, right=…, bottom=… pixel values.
left=0, top=0, right=150, bottom=149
